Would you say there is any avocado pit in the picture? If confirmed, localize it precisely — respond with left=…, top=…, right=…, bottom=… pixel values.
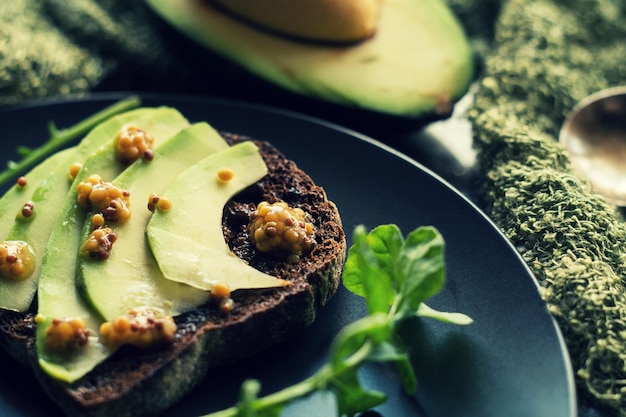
left=208, top=0, right=381, bottom=44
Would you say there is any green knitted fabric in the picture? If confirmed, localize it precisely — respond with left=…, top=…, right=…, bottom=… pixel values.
left=468, top=0, right=626, bottom=413
left=0, top=0, right=199, bottom=105
left=0, top=1, right=104, bottom=104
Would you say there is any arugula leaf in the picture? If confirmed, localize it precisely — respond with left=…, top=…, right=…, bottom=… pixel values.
left=344, top=224, right=454, bottom=321
left=396, top=226, right=446, bottom=316
left=342, top=224, right=397, bottom=314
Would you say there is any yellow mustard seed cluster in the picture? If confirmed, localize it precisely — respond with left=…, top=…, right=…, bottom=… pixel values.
left=80, top=227, right=117, bottom=260
left=99, top=307, right=177, bottom=349
left=114, top=124, right=155, bottom=165
left=0, top=240, right=35, bottom=281
left=44, top=317, right=90, bottom=351
left=76, top=174, right=131, bottom=223
left=249, top=201, right=316, bottom=261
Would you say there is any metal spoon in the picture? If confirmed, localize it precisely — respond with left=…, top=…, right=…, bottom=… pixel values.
left=559, top=86, right=626, bottom=205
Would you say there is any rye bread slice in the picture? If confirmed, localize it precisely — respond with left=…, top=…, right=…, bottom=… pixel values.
left=0, top=134, right=346, bottom=417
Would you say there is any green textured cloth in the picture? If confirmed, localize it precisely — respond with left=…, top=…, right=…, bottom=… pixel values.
left=0, top=0, right=104, bottom=103
left=468, top=0, right=626, bottom=414
left=0, top=0, right=219, bottom=105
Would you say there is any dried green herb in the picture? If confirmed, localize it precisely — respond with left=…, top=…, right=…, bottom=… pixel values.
left=467, top=0, right=626, bottom=413
left=0, top=0, right=198, bottom=105
left=0, top=1, right=105, bottom=105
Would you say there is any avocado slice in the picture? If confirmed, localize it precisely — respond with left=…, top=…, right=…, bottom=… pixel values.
left=145, top=0, right=474, bottom=119
left=0, top=147, right=76, bottom=312
left=36, top=107, right=189, bottom=383
left=78, top=122, right=229, bottom=322
left=147, top=141, right=290, bottom=291
left=0, top=148, right=73, bottom=244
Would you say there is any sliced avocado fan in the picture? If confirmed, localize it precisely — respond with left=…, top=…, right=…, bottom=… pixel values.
left=29, top=106, right=287, bottom=384
left=36, top=107, right=190, bottom=383
left=77, top=122, right=227, bottom=322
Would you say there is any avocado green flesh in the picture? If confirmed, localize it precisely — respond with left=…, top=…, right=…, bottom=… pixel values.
left=0, top=148, right=74, bottom=241
left=36, top=108, right=190, bottom=383
left=0, top=106, right=188, bottom=314
left=78, top=122, right=229, bottom=321
left=144, top=0, right=474, bottom=118
left=0, top=147, right=74, bottom=312
left=147, top=141, right=290, bottom=291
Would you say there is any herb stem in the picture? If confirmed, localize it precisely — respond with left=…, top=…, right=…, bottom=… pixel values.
left=203, top=338, right=376, bottom=417
left=201, top=225, right=464, bottom=417
left=258, top=371, right=325, bottom=409
left=388, top=294, right=401, bottom=318
left=0, top=95, right=141, bottom=188
left=203, top=373, right=321, bottom=417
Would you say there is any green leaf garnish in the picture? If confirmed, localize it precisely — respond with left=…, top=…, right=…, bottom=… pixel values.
left=202, top=224, right=472, bottom=417
left=396, top=225, right=446, bottom=315
left=330, top=367, right=387, bottom=416
left=342, top=224, right=398, bottom=314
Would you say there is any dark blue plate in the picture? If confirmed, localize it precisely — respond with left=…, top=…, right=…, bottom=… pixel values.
left=0, top=93, right=576, bottom=417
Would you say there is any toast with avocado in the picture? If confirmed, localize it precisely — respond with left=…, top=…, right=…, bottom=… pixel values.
left=0, top=109, right=346, bottom=417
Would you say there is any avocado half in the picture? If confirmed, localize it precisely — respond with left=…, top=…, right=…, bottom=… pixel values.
left=145, top=0, right=474, bottom=120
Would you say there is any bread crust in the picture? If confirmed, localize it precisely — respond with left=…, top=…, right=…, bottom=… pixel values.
left=0, top=134, right=346, bottom=417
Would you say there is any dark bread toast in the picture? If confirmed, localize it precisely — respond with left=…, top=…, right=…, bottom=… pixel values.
left=0, top=133, right=347, bottom=417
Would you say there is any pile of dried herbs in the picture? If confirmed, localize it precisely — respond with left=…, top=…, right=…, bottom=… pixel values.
left=467, top=0, right=626, bottom=413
